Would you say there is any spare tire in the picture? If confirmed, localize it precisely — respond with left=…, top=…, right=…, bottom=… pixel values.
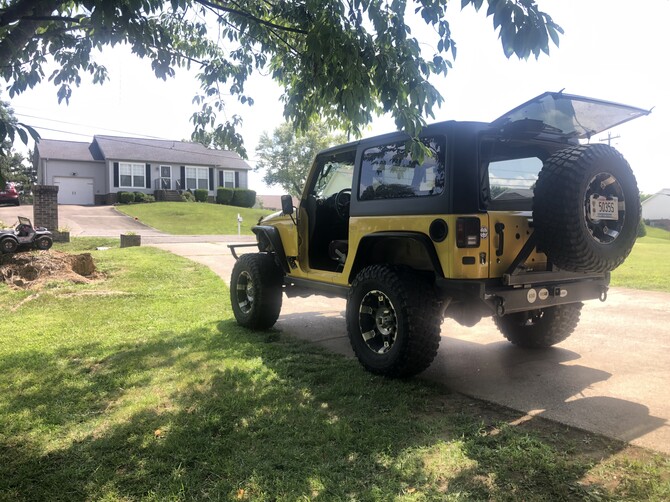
left=533, top=144, right=640, bottom=273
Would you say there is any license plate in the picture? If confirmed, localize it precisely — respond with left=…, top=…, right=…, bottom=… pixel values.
left=589, top=195, right=618, bottom=220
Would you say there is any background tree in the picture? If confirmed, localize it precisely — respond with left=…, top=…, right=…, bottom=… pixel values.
left=256, top=121, right=346, bottom=196
left=0, top=0, right=561, bottom=157
left=0, top=98, right=26, bottom=185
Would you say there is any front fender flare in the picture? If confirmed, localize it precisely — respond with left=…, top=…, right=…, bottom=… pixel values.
left=252, top=225, right=290, bottom=274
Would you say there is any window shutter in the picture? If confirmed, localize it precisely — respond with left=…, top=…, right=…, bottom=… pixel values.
left=113, top=162, right=119, bottom=188
left=209, top=168, right=214, bottom=190
left=218, top=170, right=223, bottom=188
left=180, top=166, right=185, bottom=190
left=145, top=163, right=151, bottom=189
left=234, top=171, right=240, bottom=188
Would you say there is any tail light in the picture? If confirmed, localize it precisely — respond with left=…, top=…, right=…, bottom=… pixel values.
left=456, top=217, right=481, bottom=248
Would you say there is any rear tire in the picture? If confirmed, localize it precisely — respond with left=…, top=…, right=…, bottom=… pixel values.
left=346, top=265, right=441, bottom=378
left=230, top=253, right=283, bottom=329
left=1, top=237, right=18, bottom=254
left=533, top=144, right=640, bottom=273
left=495, top=303, right=583, bottom=348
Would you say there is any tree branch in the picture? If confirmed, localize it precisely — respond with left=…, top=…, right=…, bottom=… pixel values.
left=194, top=0, right=308, bottom=35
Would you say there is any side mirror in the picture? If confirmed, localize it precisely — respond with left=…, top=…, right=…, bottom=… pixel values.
left=280, top=194, right=294, bottom=215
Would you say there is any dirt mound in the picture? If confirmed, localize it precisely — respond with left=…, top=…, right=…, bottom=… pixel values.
left=0, top=251, right=99, bottom=289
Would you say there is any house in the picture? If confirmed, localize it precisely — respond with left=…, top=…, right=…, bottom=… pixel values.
left=34, top=135, right=252, bottom=205
left=642, top=188, right=670, bottom=229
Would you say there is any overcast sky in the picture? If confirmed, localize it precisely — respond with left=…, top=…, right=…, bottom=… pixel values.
left=6, top=0, right=669, bottom=194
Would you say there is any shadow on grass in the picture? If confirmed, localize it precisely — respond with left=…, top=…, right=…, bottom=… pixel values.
left=0, top=320, right=666, bottom=500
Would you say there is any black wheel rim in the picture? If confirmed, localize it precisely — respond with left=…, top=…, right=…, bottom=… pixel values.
left=2, top=240, right=15, bottom=252
left=236, top=270, right=255, bottom=314
left=584, top=172, right=626, bottom=244
left=358, top=290, right=397, bottom=353
left=516, top=309, right=544, bottom=327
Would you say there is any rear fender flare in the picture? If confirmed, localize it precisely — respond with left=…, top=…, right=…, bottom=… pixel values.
left=348, top=232, right=444, bottom=283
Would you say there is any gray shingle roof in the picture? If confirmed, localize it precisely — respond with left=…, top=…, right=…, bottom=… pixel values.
left=35, top=139, right=104, bottom=162
left=93, top=135, right=251, bottom=169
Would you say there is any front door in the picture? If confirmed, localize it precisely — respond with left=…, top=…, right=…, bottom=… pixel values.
left=160, top=165, right=172, bottom=190
left=301, top=149, right=355, bottom=272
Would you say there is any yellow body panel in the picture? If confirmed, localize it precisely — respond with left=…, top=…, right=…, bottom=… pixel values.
left=264, top=210, right=546, bottom=285
left=487, top=211, right=547, bottom=277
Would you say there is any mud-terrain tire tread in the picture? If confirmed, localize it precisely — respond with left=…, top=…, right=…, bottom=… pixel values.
left=495, top=303, right=583, bottom=348
left=533, top=144, right=640, bottom=273
left=346, top=265, right=441, bottom=378
left=230, top=253, right=283, bottom=330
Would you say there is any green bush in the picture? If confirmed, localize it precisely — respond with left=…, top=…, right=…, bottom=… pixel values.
left=637, top=219, right=647, bottom=238
left=216, top=187, right=235, bottom=205
left=231, top=188, right=257, bottom=208
left=144, top=194, right=155, bottom=203
left=117, top=191, right=135, bottom=204
left=194, top=189, right=209, bottom=202
left=133, top=191, right=146, bottom=203
left=181, top=191, right=195, bottom=202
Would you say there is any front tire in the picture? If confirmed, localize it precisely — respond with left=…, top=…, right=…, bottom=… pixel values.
left=230, top=253, right=283, bottom=329
left=495, top=303, right=583, bottom=348
left=35, top=236, right=53, bottom=251
left=346, top=265, right=441, bottom=378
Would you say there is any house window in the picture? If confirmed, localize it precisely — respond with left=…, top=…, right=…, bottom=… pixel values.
left=186, top=167, right=209, bottom=190
left=219, top=170, right=236, bottom=188
left=119, top=163, right=145, bottom=188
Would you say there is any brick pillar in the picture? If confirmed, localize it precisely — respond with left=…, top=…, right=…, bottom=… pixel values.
left=32, top=184, right=60, bottom=235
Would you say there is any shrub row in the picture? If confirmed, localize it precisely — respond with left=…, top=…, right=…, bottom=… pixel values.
left=216, top=187, right=256, bottom=208
left=117, top=191, right=155, bottom=204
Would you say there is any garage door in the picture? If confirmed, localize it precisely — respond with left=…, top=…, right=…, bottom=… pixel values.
left=54, top=177, right=95, bottom=205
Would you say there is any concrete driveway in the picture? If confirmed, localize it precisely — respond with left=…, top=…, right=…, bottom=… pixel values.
left=0, top=205, right=248, bottom=243
left=153, top=241, right=670, bottom=455
left=0, top=204, right=164, bottom=237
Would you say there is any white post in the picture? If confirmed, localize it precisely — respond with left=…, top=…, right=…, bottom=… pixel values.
left=237, top=213, right=243, bottom=236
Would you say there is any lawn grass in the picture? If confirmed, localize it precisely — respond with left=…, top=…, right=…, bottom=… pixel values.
left=116, top=202, right=273, bottom=235
left=1, top=244, right=668, bottom=500
left=611, top=226, right=670, bottom=292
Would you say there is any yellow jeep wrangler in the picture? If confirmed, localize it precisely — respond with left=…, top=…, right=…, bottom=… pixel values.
left=230, top=92, right=649, bottom=378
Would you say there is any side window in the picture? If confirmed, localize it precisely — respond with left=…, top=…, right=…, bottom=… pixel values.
left=359, top=137, right=445, bottom=200
left=312, top=151, right=356, bottom=198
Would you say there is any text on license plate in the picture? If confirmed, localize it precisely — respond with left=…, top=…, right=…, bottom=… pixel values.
left=589, top=195, right=618, bottom=220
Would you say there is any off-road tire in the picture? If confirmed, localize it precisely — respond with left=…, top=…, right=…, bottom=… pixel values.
left=533, top=144, right=640, bottom=273
left=230, top=253, right=283, bottom=330
left=1, top=237, right=18, bottom=254
left=495, top=303, right=583, bottom=348
left=346, top=265, right=441, bottom=378
left=35, top=236, right=53, bottom=251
